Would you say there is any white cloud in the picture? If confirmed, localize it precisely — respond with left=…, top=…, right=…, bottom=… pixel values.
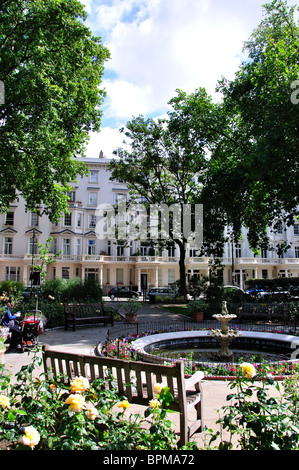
left=99, top=0, right=266, bottom=123
left=85, top=126, right=130, bottom=159
left=103, top=79, right=154, bottom=119
left=83, top=0, right=297, bottom=158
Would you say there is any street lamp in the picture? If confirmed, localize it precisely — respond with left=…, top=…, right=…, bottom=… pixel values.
left=31, top=228, right=36, bottom=296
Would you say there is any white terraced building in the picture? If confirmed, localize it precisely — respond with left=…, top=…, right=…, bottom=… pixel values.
left=1, top=154, right=299, bottom=292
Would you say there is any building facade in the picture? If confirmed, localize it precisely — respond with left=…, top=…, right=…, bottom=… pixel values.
left=1, top=155, right=299, bottom=292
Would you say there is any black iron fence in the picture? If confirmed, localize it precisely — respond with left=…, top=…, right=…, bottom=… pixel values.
left=105, top=318, right=297, bottom=342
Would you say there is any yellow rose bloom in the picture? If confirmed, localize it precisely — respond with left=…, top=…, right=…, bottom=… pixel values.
left=149, top=399, right=160, bottom=409
left=70, top=376, right=89, bottom=394
left=240, top=362, right=256, bottom=379
left=116, top=400, right=131, bottom=410
left=65, top=394, right=86, bottom=412
left=21, top=426, right=40, bottom=449
left=154, top=383, right=164, bottom=395
left=0, top=395, right=10, bottom=408
left=86, top=405, right=99, bottom=421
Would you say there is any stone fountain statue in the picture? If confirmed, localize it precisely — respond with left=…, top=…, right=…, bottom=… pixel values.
left=208, top=301, right=241, bottom=359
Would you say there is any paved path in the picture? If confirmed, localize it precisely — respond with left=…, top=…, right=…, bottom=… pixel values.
left=2, top=302, right=283, bottom=449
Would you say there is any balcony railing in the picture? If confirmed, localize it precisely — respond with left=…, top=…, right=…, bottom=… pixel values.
left=0, top=253, right=299, bottom=266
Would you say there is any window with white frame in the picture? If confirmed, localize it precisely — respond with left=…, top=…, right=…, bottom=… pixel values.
left=89, top=192, right=97, bottom=205
left=68, top=190, right=76, bottom=202
left=4, top=237, right=12, bottom=255
left=5, top=266, right=20, bottom=281
left=88, top=239, right=96, bottom=255
left=30, top=212, right=39, bottom=226
left=168, top=269, right=176, bottom=284
left=114, top=193, right=126, bottom=205
left=295, top=247, right=299, bottom=258
left=29, top=236, right=38, bottom=255
left=116, top=243, right=124, bottom=256
left=62, top=267, right=70, bottom=279
left=89, top=214, right=96, bottom=228
left=235, top=243, right=241, bottom=258
left=262, top=269, right=268, bottom=279
left=116, top=268, right=123, bottom=284
left=5, top=212, right=14, bottom=225
left=294, top=224, right=299, bottom=235
left=90, top=170, right=99, bottom=183
left=63, top=238, right=71, bottom=256
left=64, top=213, right=72, bottom=226
left=276, top=222, right=283, bottom=234
left=77, top=213, right=82, bottom=227
left=52, top=238, right=58, bottom=254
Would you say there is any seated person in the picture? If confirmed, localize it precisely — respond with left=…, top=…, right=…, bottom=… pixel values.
left=1, top=301, right=22, bottom=350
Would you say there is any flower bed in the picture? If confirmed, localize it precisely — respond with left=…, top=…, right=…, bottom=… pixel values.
left=102, top=328, right=299, bottom=380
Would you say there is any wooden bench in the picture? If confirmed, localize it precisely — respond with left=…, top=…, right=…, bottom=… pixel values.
left=42, top=344, right=204, bottom=446
left=64, top=303, right=114, bottom=331
left=238, top=303, right=287, bottom=323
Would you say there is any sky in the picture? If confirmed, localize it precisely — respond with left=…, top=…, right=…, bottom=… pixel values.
left=81, top=0, right=297, bottom=159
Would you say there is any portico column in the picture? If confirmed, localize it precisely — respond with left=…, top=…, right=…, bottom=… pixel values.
left=99, top=265, right=103, bottom=287
left=137, top=267, right=141, bottom=291
left=155, top=266, right=159, bottom=287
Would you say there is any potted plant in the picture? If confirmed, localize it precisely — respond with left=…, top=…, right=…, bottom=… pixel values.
left=123, top=299, right=142, bottom=324
left=187, top=300, right=209, bottom=322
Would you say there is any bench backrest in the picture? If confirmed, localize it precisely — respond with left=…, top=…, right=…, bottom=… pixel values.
left=42, top=345, right=185, bottom=412
left=64, top=303, right=106, bottom=318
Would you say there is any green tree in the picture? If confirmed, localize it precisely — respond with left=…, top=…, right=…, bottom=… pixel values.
left=0, top=0, right=110, bottom=221
left=204, top=0, right=299, bottom=249
left=109, top=89, right=223, bottom=297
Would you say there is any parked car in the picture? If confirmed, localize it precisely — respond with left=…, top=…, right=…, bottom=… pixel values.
left=223, top=285, right=245, bottom=293
left=21, top=286, right=43, bottom=301
left=246, top=286, right=289, bottom=301
left=108, top=287, right=139, bottom=299
left=146, top=287, right=178, bottom=302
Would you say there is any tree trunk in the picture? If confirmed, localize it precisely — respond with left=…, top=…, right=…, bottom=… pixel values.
left=175, top=238, right=187, bottom=298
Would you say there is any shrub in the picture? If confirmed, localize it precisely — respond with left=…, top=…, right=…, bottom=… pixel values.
left=209, top=363, right=299, bottom=450
left=0, top=349, right=198, bottom=450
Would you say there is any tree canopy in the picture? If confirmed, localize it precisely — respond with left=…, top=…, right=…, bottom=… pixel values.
left=109, top=89, right=228, bottom=296
left=204, top=0, right=299, bottom=249
left=0, top=0, right=110, bottom=220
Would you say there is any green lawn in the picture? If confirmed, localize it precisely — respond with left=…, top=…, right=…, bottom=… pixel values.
left=162, top=305, right=191, bottom=317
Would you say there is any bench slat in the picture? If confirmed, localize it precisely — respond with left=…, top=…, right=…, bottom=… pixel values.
left=42, top=344, right=204, bottom=446
left=64, top=303, right=114, bottom=330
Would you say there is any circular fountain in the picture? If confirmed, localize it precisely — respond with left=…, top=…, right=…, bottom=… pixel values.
left=131, top=301, right=299, bottom=369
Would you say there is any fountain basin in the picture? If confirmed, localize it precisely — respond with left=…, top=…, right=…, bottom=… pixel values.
left=131, top=330, right=299, bottom=366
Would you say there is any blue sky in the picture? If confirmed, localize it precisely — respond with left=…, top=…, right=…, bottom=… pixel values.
left=81, top=0, right=297, bottom=158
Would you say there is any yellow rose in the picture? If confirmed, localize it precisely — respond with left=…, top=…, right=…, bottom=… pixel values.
left=154, top=383, right=164, bottom=395
left=149, top=399, right=160, bottom=409
left=116, top=400, right=131, bottom=410
left=86, top=405, right=99, bottom=421
left=0, top=395, right=10, bottom=408
left=21, top=426, right=40, bottom=449
left=70, top=376, right=89, bottom=394
left=65, top=394, right=86, bottom=412
left=240, top=362, right=256, bottom=379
